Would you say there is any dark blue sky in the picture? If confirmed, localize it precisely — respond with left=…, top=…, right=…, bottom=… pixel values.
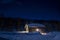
left=0, top=0, right=60, bottom=21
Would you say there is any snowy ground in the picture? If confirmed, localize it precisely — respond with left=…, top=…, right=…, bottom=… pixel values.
left=0, top=31, right=60, bottom=40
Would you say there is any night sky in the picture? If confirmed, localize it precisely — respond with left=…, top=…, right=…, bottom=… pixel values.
left=0, top=0, right=60, bottom=21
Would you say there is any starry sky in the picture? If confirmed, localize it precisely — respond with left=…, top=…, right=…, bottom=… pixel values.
left=0, top=0, right=60, bottom=21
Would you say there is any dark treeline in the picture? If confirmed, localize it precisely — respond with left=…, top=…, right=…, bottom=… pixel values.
left=0, top=17, right=24, bottom=31
left=0, top=16, right=60, bottom=31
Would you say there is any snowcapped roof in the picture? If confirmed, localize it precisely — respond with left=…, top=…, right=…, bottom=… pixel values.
left=28, top=23, right=45, bottom=27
